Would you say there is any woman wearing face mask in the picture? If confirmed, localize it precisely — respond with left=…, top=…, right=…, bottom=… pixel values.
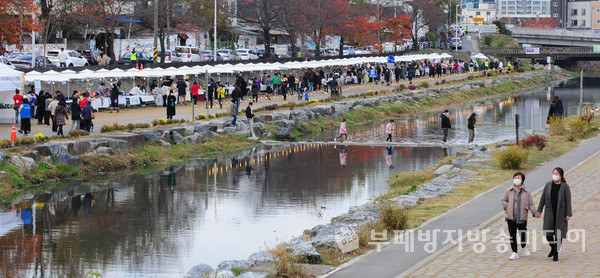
left=536, top=167, right=572, bottom=261
left=501, top=172, right=537, bottom=260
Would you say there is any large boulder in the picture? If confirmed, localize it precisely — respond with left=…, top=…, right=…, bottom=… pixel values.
left=285, top=239, right=322, bottom=264
left=104, top=133, right=145, bottom=150
left=433, top=165, right=453, bottom=177
left=217, top=260, right=254, bottom=273
left=391, top=195, right=420, bottom=208
left=96, top=147, right=114, bottom=155
left=272, top=111, right=291, bottom=121
left=248, top=251, right=276, bottom=264
left=184, top=264, right=214, bottom=278
left=274, top=128, right=294, bottom=140
left=55, top=154, right=83, bottom=168
left=0, top=152, right=8, bottom=164
left=273, top=120, right=296, bottom=129
left=312, top=225, right=359, bottom=253
left=183, top=133, right=204, bottom=145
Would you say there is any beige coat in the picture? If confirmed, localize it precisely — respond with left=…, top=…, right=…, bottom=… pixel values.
left=501, top=186, right=537, bottom=222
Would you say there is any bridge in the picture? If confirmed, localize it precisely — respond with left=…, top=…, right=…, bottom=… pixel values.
left=481, top=46, right=600, bottom=60
left=465, top=25, right=600, bottom=47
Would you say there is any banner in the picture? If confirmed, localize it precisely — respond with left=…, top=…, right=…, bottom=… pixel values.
left=594, top=45, right=600, bottom=53
left=525, top=48, right=540, bottom=55
left=383, top=42, right=394, bottom=52
left=274, top=45, right=288, bottom=55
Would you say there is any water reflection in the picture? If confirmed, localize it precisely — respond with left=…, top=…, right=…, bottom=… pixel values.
left=1, top=144, right=455, bottom=277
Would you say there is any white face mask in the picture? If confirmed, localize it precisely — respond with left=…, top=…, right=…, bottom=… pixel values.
left=552, top=174, right=561, bottom=182
left=513, top=179, right=522, bottom=186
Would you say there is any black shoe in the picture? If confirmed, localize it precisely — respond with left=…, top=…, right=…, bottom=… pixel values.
left=548, top=250, right=556, bottom=257
left=553, top=252, right=558, bottom=261
left=18, top=130, right=22, bottom=134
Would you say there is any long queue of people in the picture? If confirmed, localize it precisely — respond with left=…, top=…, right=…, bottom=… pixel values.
left=13, top=86, right=97, bottom=136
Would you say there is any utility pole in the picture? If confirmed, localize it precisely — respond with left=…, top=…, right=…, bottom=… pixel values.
left=214, top=0, right=218, bottom=61
left=153, top=0, right=158, bottom=61
left=167, top=0, right=171, bottom=49
left=579, top=68, right=583, bottom=116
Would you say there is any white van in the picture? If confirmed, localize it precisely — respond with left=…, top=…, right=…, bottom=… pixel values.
left=174, top=46, right=202, bottom=62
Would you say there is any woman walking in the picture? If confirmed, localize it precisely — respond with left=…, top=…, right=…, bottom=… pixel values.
left=166, top=91, right=177, bottom=120
left=385, top=119, right=394, bottom=142
left=467, top=113, right=476, bottom=149
left=536, top=167, right=572, bottom=261
left=334, top=118, right=348, bottom=142
left=55, top=100, right=69, bottom=136
left=501, top=172, right=537, bottom=260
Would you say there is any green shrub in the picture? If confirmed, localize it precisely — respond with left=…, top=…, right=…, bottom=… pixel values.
left=493, top=145, right=528, bottom=169
left=396, top=84, right=406, bottom=91
left=567, top=118, right=588, bottom=138
left=377, top=202, right=410, bottom=230
left=548, top=116, right=566, bottom=135
left=419, top=81, right=430, bottom=88
left=0, top=140, right=12, bottom=148
left=67, top=130, right=90, bottom=138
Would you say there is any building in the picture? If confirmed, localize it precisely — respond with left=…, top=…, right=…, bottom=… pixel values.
left=551, top=0, right=565, bottom=27
left=462, top=0, right=498, bottom=23
left=567, top=0, right=591, bottom=28
left=496, top=0, right=552, bottom=21
left=592, top=1, right=600, bottom=29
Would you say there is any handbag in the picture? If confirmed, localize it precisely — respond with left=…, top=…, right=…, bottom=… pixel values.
left=91, top=112, right=95, bottom=119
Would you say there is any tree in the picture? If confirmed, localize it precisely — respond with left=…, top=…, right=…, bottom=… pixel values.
left=278, top=0, right=303, bottom=57
left=382, top=15, right=412, bottom=51
left=401, top=0, right=445, bottom=50
left=297, top=0, right=353, bottom=57
left=0, top=0, right=41, bottom=53
left=69, top=0, right=136, bottom=63
left=238, top=0, right=284, bottom=58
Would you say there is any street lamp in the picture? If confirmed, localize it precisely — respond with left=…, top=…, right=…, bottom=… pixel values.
left=214, top=0, right=217, bottom=61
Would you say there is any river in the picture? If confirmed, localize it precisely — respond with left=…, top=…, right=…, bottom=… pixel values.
left=1, top=78, right=598, bottom=277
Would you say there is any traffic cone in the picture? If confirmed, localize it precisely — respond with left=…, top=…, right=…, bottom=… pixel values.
left=10, top=124, right=17, bottom=142
left=140, top=63, right=144, bottom=70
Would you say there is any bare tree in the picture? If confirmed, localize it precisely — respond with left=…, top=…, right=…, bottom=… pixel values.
left=237, top=0, right=284, bottom=58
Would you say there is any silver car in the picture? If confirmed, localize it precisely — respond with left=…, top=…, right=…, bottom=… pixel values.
left=159, top=50, right=182, bottom=63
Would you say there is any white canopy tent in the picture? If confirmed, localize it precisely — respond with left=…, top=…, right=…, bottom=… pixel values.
left=0, top=64, right=24, bottom=122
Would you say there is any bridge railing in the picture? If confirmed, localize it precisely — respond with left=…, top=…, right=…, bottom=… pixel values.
left=508, top=27, right=600, bottom=38
left=481, top=47, right=594, bottom=56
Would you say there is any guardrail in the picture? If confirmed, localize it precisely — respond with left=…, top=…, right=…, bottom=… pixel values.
left=509, top=27, right=600, bottom=38
left=481, top=47, right=594, bottom=56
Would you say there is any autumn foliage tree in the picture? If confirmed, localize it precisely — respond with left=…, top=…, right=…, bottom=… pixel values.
left=383, top=15, right=412, bottom=50
left=521, top=18, right=559, bottom=28
left=0, top=0, right=41, bottom=53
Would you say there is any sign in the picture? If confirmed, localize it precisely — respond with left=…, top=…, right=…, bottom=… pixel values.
left=369, top=69, right=377, bottom=78
left=274, top=45, right=288, bottom=55
left=473, top=17, right=484, bottom=22
left=525, top=48, right=540, bottom=55
left=383, top=42, right=394, bottom=52
left=387, top=56, right=395, bottom=63
left=594, top=45, right=600, bottom=53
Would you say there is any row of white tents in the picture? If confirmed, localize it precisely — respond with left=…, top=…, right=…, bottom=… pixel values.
left=23, top=53, right=460, bottom=83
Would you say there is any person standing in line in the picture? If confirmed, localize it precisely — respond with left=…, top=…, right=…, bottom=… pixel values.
left=70, top=96, right=81, bottom=131
left=58, top=48, right=68, bottom=67
left=281, top=74, right=288, bottom=101
left=385, top=119, right=394, bottom=142
left=35, top=91, right=46, bottom=125
left=191, top=82, right=200, bottom=106
left=176, top=78, right=187, bottom=105
left=44, top=92, right=52, bottom=126
left=81, top=101, right=95, bottom=132
left=110, top=83, right=120, bottom=113
left=217, top=83, right=225, bottom=109
left=246, top=102, right=256, bottom=138
left=536, top=167, right=572, bottom=262
left=501, top=172, right=538, bottom=260
left=48, top=96, right=59, bottom=132
left=207, top=79, right=216, bottom=108
left=467, top=113, right=476, bottom=149
left=441, top=109, right=451, bottom=143
left=335, top=118, right=348, bottom=142
left=232, top=84, right=241, bottom=110
left=13, top=89, right=23, bottom=125
left=55, top=99, right=69, bottom=136
left=166, top=91, right=177, bottom=120
left=161, top=77, right=173, bottom=107
left=18, top=99, right=31, bottom=135
left=230, top=101, right=238, bottom=126
left=336, top=74, right=343, bottom=96
left=251, top=78, right=259, bottom=103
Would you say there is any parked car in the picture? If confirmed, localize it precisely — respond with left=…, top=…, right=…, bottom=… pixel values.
left=0, top=56, right=15, bottom=69
left=216, top=49, right=235, bottom=61
left=175, top=46, right=202, bottom=62
left=75, top=49, right=98, bottom=65
left=235, top=49, right=259, bottom=60
left=201, top=50, right=214, bottom=61
left=46, top=50, right=89, bottom=67
left=450, top=37, right=462, bottom=49
left=6, top=52, right=27, bottom=59
left=342, top=45, right=355, bottom=56
left=117, top=51, right=155, bottom=65
left=9, top=55, right=54, bottom=69
left=158, top=50, right=182, bottom=63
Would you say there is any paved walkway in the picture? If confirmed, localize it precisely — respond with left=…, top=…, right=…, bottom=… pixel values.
left=406, top=150, right=600, bottom=277
left=0, top=72, right=476, bottom=140
left=325, top=134, right=600, bottom=278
